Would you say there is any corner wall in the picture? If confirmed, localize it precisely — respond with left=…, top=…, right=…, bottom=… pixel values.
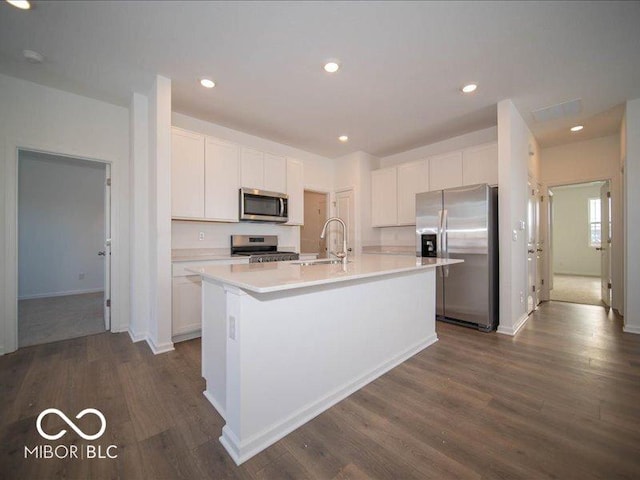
left=0, top=73, right=130, bottom=355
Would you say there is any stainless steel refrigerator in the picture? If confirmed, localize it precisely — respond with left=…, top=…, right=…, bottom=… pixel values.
left=416, top=183, right=498, bottom=331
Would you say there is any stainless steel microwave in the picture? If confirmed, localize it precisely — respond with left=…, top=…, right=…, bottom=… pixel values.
left=239, top=188, right=288, bottom=223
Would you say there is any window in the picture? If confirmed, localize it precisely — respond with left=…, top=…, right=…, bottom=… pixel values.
left=588, top=198, right=601, bottom=247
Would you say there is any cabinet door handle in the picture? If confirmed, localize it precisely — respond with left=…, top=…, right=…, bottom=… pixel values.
left=98, top=251, right=106, bottom=256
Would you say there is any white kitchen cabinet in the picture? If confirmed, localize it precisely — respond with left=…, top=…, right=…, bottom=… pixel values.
left=264, top=153, right=287, bottom=193
left=462, top=142, right=498, bottom=186
left=205, top=137, right=240, bottom=222
left=240, top=148, right=287, bottom=193
left=371, top=167, right=398, bottom=226
left=429, top=151, right=463, bottom=191
left=171, top=128, right=205, bottom=218
left=240, top=147, right=264, bottom=190
left=172, top=258, right=250, bottom=341
left=286, top=158, right=304, bottom=225
left=397, top=160, right=429, bottom=225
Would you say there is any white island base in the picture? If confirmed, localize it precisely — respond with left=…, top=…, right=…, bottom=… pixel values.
left=194, top=257, right=458, bottom=465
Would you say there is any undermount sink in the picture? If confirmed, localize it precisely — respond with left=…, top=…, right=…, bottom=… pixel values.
left=292, top=259, right=351, bottom=266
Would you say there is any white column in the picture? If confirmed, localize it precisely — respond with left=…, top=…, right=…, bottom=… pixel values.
left=623, top=98, right=640, bottom=333
left=147, top=76, right=174, bottom=353
left=129, top=92, right=150, bottom=341
left=497, top=99, right=530, bottom=335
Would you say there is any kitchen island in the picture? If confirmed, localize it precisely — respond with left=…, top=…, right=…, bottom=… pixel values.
left=188, top=254, right=462, bottom=464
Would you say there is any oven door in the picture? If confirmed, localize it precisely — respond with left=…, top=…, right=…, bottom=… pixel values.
left=240, top=188, right=288, bottom=222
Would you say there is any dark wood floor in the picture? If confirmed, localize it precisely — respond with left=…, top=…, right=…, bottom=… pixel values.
left=2, top=301, right=639, bottom=479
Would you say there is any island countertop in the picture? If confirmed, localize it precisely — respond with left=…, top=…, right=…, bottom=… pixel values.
left=187, top=254, right=462, bottom=294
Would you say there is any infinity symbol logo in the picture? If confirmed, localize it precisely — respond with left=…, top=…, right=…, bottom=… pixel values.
left=36, top=408, right=107, bottom=441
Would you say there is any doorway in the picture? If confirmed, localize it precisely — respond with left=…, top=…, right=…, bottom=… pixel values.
left=18, top=150, right=110, bottom=347
left=548, top=180, right=609, bottom=306
left=301, top=190, right=328, bottom=257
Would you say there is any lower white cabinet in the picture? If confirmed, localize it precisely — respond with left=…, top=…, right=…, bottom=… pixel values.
left=172, top=258, right=249, bottom=341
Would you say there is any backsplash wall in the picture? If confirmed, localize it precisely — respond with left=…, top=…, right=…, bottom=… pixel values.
left=172, top=220, right=300, bottom=251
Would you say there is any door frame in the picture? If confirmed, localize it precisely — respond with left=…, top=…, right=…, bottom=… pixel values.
left=546, top=178, right=611, bottom=303
left=3, top=145, right=114, bottom=354
left=333, top=187, right=358, bottom=255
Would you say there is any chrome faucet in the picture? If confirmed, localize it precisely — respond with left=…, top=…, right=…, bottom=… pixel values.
left=320, top=217, right=349, bottom=266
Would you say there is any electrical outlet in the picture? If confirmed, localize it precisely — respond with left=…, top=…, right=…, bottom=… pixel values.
left=229, top=316, right=236, bottom=340
left=78, top=272, right=85, bottom=280
left=199, top=231, right=205, bottom=241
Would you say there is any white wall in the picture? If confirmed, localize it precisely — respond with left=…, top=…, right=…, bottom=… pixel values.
left=550, top=184, right=602, bottom=276
left=0, top=73, right=130, bottom=355
left=540, top=134, right=622, bottom=311
left=497, top=100, right=530, bottom=336
left=623, top=99, right=640, bottom=333
left=380, top=126, right=497, bottom=168
left=18, top=153, right=105, bottom=298
left=334, top=151, right=381, bottom=253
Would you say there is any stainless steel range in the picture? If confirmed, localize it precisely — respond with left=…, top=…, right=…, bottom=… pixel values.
left=230, top=235, right=299, bottom=263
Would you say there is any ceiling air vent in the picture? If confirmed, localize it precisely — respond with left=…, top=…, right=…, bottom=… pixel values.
left=531, top=98, right=582, bottom=123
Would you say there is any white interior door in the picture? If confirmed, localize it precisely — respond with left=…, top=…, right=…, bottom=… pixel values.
left=103, top=164, right=111, bottom=330
left=599, top=181, right=611, bottom=306
left=535, top=184, right=543, bottom=305
left=526, top=182, right=537, bottom=313
left=335, top=189, right=355, bottom=255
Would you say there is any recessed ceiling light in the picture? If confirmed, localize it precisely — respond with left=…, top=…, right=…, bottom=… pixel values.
left=200, top=78, right=215, bottom=89
left=6, top=0, right=31, bottom=9
left=570, top=125, right=583, bottom=132
left=461, top=83, right=478, bottom=94
left=23, top=49, right=44, bottom=64
left=324, top=62, right=340, bottom=73
left=338, top=135, right=349, bottom=142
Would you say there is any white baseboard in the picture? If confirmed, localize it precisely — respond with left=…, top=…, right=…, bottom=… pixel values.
left=18, top=288, right=104, bottom=300
left=172, top=330, right=201, bottom=343
left=497, top=313, right=529, bottom=336
left=146, top=336, right=175, bottom=355
left=623, top=324, right=640, bottom=334
left=219, top=334, right=438, bottom=465
left=127, top=328, right=147, bottom=343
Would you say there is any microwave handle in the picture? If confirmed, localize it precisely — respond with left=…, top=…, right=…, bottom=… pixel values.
left=280, top=197, right=285, bottom=217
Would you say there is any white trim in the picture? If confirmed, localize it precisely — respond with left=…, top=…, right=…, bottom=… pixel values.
left=218, top=334, right=438, bottom=466
left=127, top=328, right=147, bottom=343
left=622, top=324, right=640, bottom=334
left=18, top=288, right=104, bottom=301
left=172, top=329, right=201, bottom=343
left=145, top=336, right=175, bottom=355
left=497, top=313, right=529, bottom=336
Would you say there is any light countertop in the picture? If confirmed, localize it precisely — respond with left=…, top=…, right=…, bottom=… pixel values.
left=187, top=254, right=462, bottom=294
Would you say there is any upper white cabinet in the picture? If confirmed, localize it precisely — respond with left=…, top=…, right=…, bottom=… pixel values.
left=264, top=153, right=287, bottom=193
left=462, top=143, right=498, bottom=186
left=240, top=148, right=287, bottom=193
left=397, top=160, right=429, bottom=225
left=371, top=167, right=398, bottom=227
left=286, top=158, right=304, bottom=225
left=204, top=137, right=240, bottom=222
left=171, top=128, right=205, bottom=219
left=429, top=151, right=463, bottom=191
left=171, top=127, right=239, bottom=222
left=371, top=142, right=497, bottom=227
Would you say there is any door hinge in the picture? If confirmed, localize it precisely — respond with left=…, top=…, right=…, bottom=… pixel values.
left=607, top=191, right=611, bottom=198
left=106, top=299, right=111, bottom=307
left=106, top=178, right=112, bottom=186
left=540, top=195, right=544, bottom=202
left=608, top=282, right=612, bottom=289
left=541, top=278, right=544, bottom=285
left=532, top=285, right=536, bottom=292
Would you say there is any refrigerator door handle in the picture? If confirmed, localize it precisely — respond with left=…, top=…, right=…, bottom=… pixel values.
left=442, top=208, right=449, bottom=277
left=437, top=209, right=443, bottom=256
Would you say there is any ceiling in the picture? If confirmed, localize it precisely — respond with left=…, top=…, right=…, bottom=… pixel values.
left=1, top=1, right=639, bottom=158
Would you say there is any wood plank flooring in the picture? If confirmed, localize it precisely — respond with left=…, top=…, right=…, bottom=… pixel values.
left=1, top=301, right=639, bottom=479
